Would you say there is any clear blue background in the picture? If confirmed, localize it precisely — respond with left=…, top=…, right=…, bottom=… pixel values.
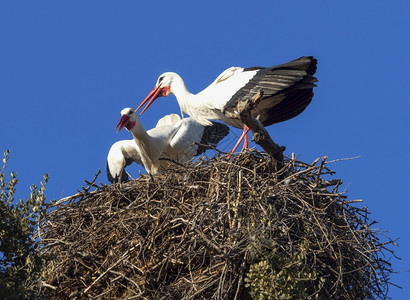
left=1, top=1, right=408, bottom=297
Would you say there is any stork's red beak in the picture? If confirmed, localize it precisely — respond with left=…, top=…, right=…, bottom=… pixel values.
left=136, top=85, right=164, bottom=116
left=115, top=114, right=130, bottom=133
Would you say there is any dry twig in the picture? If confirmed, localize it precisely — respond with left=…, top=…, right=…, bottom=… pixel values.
left=38, top=151, right=396, bottom=299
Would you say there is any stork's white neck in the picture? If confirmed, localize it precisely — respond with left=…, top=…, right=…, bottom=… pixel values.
left=129, top=117, right=161, bottom=174
left=169, top=74, right=192, bottom=113
left=169, top=74, right=219, bottom=126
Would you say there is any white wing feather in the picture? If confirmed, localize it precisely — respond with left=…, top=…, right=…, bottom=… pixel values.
left=167, top=118, right=204, bottom=162
left=210, top=67, right=243, bottom=85
left=155, top=113, right=181, bottom=127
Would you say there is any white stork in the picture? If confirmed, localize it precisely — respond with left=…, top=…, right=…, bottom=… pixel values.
left=136, top=56, right=317, bottom=152
left=107, top=109, right=229, bottom=182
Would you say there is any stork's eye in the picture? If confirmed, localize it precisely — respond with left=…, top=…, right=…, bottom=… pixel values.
left=158, top=76, right=164, bottom=84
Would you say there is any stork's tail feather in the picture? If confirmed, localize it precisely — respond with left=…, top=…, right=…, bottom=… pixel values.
left=274, top=56, right=317, bottom=75
left=196, top=122, right=230, bottom=155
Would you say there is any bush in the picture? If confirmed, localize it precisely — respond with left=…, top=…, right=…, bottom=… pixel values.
left=0, top=150, right=48, bottom=299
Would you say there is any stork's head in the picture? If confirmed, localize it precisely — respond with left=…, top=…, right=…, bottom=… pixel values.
left=136, top=72, right=181, bottom=115
left=155, top=72, right=176, bottom=93
left=115, top=108, right=137, bottom=133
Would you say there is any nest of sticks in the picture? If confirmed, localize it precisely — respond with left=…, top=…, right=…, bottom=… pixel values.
left=38, top=150, right=396, bottom=299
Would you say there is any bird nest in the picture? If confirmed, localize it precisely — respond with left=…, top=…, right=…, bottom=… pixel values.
left=38, top=150, right=396, bottom=299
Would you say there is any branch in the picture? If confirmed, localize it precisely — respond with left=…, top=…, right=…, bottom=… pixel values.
left=48, top=169, right=102, bottom=207
left=84, top=250, right=130, bottom=294
left=159, top=157, right=188, bottom=169
left=193, top=142, right=229, bottom=155
left=236, top=90, right=285, bottom=169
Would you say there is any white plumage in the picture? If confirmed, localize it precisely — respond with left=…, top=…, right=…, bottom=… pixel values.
left=137, top=56, right=318, bottom=152
left=107, top=109, right=229, bottom=182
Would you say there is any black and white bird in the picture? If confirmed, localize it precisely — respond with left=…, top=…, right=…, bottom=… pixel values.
left=107, top=109, right=229, bottom=183
left=136, top=56, right=317, bottom=152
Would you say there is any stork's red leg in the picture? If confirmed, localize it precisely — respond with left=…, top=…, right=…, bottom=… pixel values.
left=229, top=125, right=250, bottom=155
left=243, top=127, right=249, bottom=149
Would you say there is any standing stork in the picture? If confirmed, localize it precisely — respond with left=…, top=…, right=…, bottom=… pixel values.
left=107, top=109, right=229, bottom=182
left=136, top=56, right=317, bottom=152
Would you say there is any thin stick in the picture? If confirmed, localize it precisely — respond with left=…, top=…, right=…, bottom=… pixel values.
left=48, top=169, right=102, bottom=207
left=84, top=250, right=129, bottom=294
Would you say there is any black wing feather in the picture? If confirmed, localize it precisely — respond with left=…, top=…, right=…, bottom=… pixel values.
left=224, top=56, right=318, bottom=126
left=196, top=122, right=230, bottom=155
left=106, top=160, right=130, bottom=184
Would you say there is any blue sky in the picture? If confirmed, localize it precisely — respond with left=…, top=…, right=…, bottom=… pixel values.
left=1, top=1, right=409, bottom=297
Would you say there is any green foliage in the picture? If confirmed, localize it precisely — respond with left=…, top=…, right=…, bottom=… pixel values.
left=245, top=242, right=325, bottom=300
left=0, top=150, right=48, bottom=299
left=245, top=213, right=325, bottom=300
